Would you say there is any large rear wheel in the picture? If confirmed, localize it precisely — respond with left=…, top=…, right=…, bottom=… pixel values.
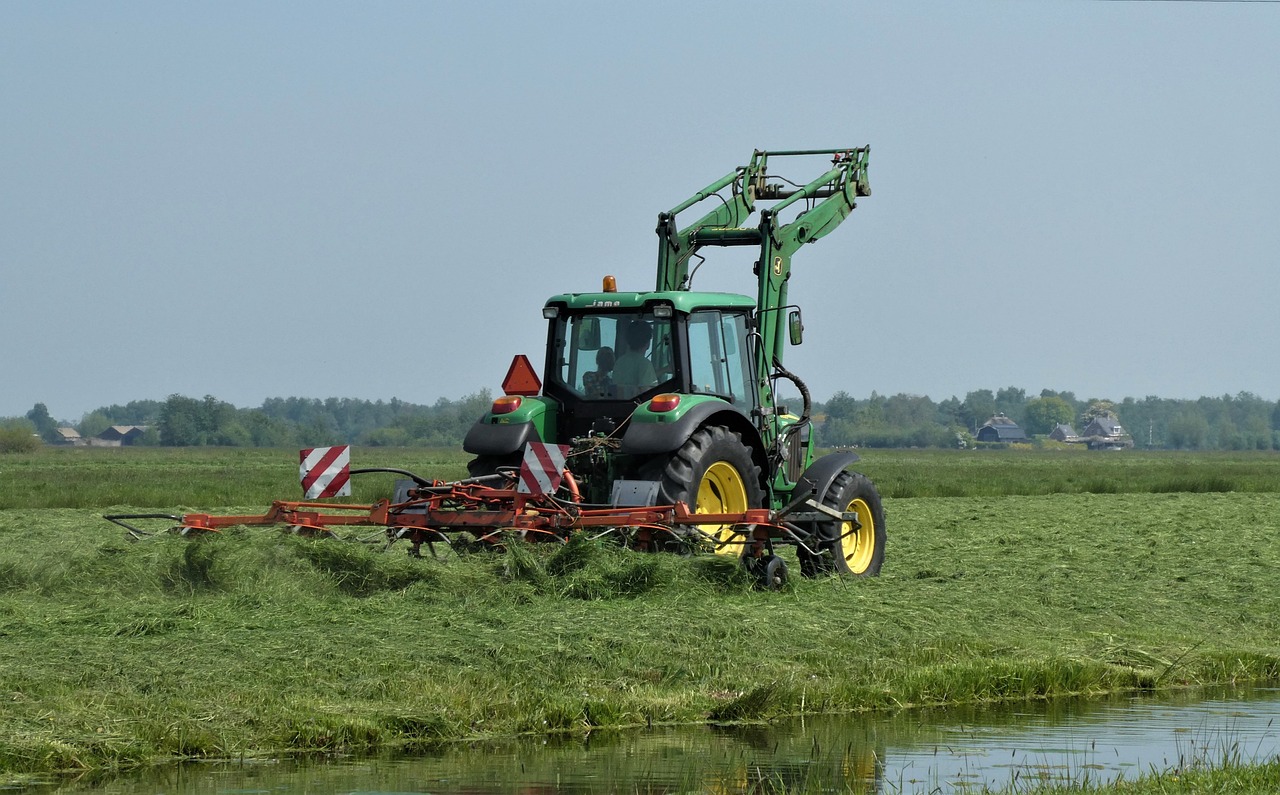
left=801, top=470, right=885, bottom=577
left=657, top=426, right=763, bottom=556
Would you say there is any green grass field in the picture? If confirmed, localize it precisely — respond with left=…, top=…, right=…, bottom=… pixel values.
left=3, top=446, right=1279, bottom=509
left=1, top=447, right=1279, bottom=784
left=0, top=447, right=472, bottom=510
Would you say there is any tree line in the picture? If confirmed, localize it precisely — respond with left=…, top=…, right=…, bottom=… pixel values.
left=3, top=387, right=1280, bottom=451
left=818, top=388, right=1280, bottom=450
left=1, top=393, right=493, bottom=451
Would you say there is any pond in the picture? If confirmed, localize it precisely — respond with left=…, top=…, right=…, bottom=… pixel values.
left=20, top=685, right=1280, bottom=794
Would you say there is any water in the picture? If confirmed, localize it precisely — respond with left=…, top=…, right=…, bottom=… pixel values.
left=16, top=686, right=1280, bottom=794
left=889, top=686, right=1280, bottom=791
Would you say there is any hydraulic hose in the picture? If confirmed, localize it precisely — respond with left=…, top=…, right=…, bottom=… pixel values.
left=770, top=360, right=812, bottom=425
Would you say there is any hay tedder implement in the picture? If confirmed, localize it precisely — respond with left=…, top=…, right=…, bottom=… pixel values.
left=106, top=148, right=887, bottom=587
left=106, top=456, right=868, bottom=587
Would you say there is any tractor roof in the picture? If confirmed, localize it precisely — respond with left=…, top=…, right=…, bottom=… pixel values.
left=544, top=290, right=756, bottom=313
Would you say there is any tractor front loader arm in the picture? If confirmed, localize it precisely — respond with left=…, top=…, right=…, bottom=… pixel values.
left=654, top=164, right=760, bottom=292
left=753, top=147, right=871, bottom=368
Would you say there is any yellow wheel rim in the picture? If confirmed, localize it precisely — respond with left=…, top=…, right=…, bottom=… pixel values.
left=696, top=461, right=748, bottom=555
left=841, top=498, right=877, bottom=573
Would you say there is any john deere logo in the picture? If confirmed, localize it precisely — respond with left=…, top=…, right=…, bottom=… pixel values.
left=773, top=256, right=783, bottom=276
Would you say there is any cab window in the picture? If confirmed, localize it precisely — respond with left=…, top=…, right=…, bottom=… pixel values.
left=687, top=310, right=755, bottom=410
left=553, top=312, right=674, bottom=400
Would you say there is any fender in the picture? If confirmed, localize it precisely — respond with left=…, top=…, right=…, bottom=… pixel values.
left=620, top=399, right=761, bottom=457
left=463, top=420, right=540, bottom=456
left=791, top=450, right=862, bottom=504
left=462, top=395, right=555, bottom=456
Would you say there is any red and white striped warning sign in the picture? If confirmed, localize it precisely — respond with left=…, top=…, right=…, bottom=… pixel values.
left=299, top=445, right=352, bottom=498
left=517, top=442, right=570, bottom=495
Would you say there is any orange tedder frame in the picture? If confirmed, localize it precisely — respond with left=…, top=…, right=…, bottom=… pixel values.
left=104, top=470, right=811, bottom=561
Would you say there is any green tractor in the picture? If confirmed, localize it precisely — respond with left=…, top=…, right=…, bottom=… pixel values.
left=464, top=148, right=884, bottom=580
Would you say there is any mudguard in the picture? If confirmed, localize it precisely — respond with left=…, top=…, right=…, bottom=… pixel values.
left=793, top=450, right=862, bottom=504
left=463, top=395, right=555, bottom=457
left=620, top=399, right=758, bottom=456
left=463, top=420, right=540, bottom=456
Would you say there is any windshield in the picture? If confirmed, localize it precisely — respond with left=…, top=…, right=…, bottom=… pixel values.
left=552, top=311, right=675, bottom=400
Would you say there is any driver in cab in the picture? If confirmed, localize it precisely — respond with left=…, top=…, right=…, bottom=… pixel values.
left=613, top=320, right=657, bottom=398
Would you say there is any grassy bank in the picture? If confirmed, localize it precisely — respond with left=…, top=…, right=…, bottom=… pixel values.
left=2, top=483, right=1279, bottom=776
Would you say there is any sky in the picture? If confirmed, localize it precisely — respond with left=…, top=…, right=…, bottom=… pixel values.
left=3, top=1, right=1279, bottom=422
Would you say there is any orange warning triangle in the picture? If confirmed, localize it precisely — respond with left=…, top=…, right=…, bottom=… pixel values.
left=501, top=354, right=542, bottom=397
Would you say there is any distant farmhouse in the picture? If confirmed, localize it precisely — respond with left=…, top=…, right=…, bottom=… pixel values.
left=1049, top=423, right=1079, bottom=443
left=1081, top=412, right=1133, bottom=450
left=95, top=425, right=148, bottom=446
left=976, top=413, right=1028, bottom=444
left=51, top=425, right=148, bottom=447
left=53, top=427, right=83, bottom=446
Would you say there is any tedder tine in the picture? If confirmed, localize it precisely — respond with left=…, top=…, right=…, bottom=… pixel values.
left=104, top=513, right=184, bottom=540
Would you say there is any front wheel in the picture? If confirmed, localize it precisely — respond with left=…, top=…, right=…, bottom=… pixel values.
left=802, top=470, right=885, bottom=577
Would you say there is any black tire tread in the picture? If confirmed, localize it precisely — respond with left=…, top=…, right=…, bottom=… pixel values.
left=656, top=425, right=764, bottom=510
left=799, top=469, right=886, bottom=577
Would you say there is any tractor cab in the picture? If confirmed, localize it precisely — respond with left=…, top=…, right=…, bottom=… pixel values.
left=540, top=286, right=760, bottom=444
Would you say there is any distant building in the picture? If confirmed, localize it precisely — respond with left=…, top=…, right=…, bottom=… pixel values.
left=53, top=427, right=84, bottom=446
left=1049, top=423, right=1079, bottom=443
left=92, top=425, right=148, bottom=447
left=976, top=413, right=1028, bottom=444
left=1082, top=412, right=1133, bottom=450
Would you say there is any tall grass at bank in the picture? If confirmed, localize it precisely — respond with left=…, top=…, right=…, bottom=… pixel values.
left=1000, top=757, right=1280, bottom=794
left=2, top=491, right=1279, bottom=775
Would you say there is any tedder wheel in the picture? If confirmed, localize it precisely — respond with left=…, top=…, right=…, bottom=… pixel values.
left=759, top=554, right=789, bottom=590
left=743, top=553, right=789, bottom=590
left=800, top=470, right=886, bottom=577
left=656, top=425, right=764, bottom=556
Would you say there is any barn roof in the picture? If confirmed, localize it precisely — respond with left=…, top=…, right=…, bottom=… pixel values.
left=99, top=425, right=147, bottom=440
left=980, top=425, right=1027, bottom=440
left=978, top=414, right=1028, bottom=441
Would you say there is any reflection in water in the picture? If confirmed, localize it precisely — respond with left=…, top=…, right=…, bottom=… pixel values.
left=21, top=685, right=1280, bottom=794
left=885, top=685, right=1280, bottom=791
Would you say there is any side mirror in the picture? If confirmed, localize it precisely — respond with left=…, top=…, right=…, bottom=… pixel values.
left=788, top=310, right=804, bottom=346
left=578, top=317, right=601, bottom=351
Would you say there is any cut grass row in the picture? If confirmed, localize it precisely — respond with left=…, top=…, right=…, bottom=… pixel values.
left=2, top=489, right=1278, bottom=776
left=1, top=447, right=1278, bottom=510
